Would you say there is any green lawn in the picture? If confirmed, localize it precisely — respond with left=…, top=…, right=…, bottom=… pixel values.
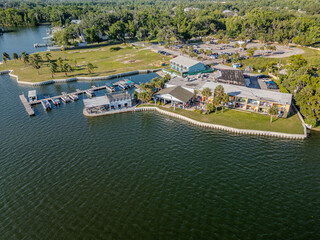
left=138, top=105, right=304, bottom=134
left=0, top=44, right=170, bottom=82
left=231, top=46, right=320, bottom=73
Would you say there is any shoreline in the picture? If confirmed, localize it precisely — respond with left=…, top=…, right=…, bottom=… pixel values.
left=0, top=69, right=161, bottom=86
left=84, top=106, right=307, bottom=140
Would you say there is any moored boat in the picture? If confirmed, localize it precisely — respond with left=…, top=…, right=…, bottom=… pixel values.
left=85, top=90, right=95, bottom=97
left=61, top=96, right=70, bottom=103
left=106, top=84, right=116, bottom=92
left=41, top=99, right=52, bottom=110
left=69, top=94, right=79, bottom=101
left=51, top=98, right=60, bottom=105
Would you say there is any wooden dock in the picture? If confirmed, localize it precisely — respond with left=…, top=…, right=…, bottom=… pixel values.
left=19, top=95, right=35, bottom=116
left=19, top=85, right=108, bottom=116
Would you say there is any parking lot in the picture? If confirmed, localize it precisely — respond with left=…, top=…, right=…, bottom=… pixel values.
left=134, top=40, right=305, bottom=66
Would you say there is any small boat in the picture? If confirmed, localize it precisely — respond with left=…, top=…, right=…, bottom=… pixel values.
left=118, top=81, right=128, bottom=90
left=125, top=79, right=134, bottom=88
left=28, top=90, right=37, bottom=102
left=51, top=98, right=60, bottom=105
left=60, top=96, right=70, bottom=103
left=106, top=84, right=116, bottom=92
left=85, top=90, right=95, bottom=97
left=68, top=94, right=79, bottom=101
left=41, top=99, right=51, bottom=110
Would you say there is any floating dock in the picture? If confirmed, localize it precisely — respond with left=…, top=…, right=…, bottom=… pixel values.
left=19, top=95, right=35, bottom=116
left=19, top=85, right=107, bottom=116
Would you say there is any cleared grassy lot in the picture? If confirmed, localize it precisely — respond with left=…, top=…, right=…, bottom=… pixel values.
left=230, top=46, right=320, bottom=73
left=138, top=105, right=304, bottom=134
left=0, top=44, right=170, bottom=82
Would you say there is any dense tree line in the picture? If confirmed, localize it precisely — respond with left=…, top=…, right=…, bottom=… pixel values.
left=1, top=0, right=320, bottom=46
left=278, top=55, right=320, bottom=126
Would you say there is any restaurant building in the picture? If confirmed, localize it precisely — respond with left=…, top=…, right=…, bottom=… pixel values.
left=201, top=82, right=292, bottom=117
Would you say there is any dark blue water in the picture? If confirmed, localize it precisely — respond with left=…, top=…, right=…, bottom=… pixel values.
left=0, top=73, right=320, bottom=239
left=1, top=26, right=320, bottom=239
left=0, top=26, right=49, bottom=61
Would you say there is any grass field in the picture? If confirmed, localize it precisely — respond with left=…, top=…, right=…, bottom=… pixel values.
left=231, top=46, right=320, bottom=73
left=138, top=105, right=304, bottom=134
left=0, top=44, right=171, bottom=82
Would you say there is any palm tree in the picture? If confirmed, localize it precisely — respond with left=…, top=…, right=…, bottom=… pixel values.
left=12, top=53, right=19, bottom=62
left=32, top=53, right=42, bottom=62
left=232, top=52, right=240, bottom=62
left=268, top=105, right=279, bottom=123
left=86, top=63, right=94, bottom=75
left=45, top=52, right=52, bottom=62
left=21, top=52, right=29, bottom=65
left=206, top=103, right=214, bottom=114
left=137, top=92, right=148, bottom=103
left=213, top=96, right=220, bottom=114
left=49, top=62, right=58, bottom=78
left=61, top=63, right=72, bottom=77
left=57, top=57, right=63, bottom=68
left=2, top=52, right=10, bottom=65
left=221, top=93, right=229, bottom=113
left=219, top=54, right=229, bottom=64
left=29, top=56, right=41, bottom=74
left=246, top=48, right=255, bottom=58
left=201, top=87, right=212, bottom=100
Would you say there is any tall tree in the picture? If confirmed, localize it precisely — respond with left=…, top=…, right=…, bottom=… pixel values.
left=86, top=63, right=94, bottom=75
left=12, top=53, right=18, bottom=62
left=2, top=52, right=10, bottom=65
left=45, top=52, right=52, bottom=62
left=49, top=62, right=58, bottom=78
left=268, top=105, right=279, bottom=123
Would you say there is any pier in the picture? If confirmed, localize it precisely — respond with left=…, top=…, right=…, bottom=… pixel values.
left=19, top=95, right=35, bottom=116
left=19, top=85, right=106, bottom=116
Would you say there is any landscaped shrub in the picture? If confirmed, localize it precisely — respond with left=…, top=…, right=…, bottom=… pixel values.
left=110, top=47, right=122, bottom=51
left=149, top=100, right=155, bottom=104
left=193, top=109, right=197, bottom=112
left=157, top=101, right=161, bottom=105
left=198, top=109, right=202, bottom=114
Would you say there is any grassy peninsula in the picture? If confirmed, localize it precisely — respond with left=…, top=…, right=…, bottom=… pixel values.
left=0, top=44, right=170, bottom=82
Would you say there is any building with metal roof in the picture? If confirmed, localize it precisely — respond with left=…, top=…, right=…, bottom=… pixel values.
left=83, top=92, right=133, bottom=115
left=170, top=56, right=206, bottom=74
left=201, top=82, right=292, bottom=116
left=215, top=69, right=246, bottom=86
left=154, top=86, right=195, bottom=105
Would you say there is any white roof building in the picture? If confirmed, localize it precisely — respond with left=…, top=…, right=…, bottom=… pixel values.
left=201, top=82, right=292, bottom=105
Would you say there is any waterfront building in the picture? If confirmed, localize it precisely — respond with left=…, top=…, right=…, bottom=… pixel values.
left=170, top=56, right=206, bottom=75
left=83, top=92, right=132, bottom=114
left=201, top=82, right=292, bottom=117
left=154, top=86, right=194, bottom=107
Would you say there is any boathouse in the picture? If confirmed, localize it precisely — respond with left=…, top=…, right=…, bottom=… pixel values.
left=170, top=56, right=206, bottom=74
left=83, top=92, right=132, bottom=114
left=154, top=86, right=194, bottom=107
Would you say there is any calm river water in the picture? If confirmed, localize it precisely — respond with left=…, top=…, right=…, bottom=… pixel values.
left=0, top=27, right=320, bottom=240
